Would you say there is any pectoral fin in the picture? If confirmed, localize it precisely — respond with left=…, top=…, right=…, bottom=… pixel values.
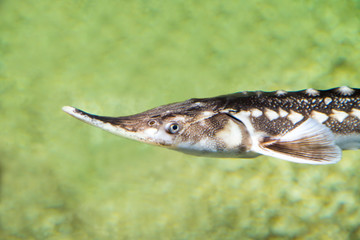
left=253, top=118, right=342, bottom=164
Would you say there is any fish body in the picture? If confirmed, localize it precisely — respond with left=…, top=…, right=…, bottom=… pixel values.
left=63, top=86, right=360, bottom=164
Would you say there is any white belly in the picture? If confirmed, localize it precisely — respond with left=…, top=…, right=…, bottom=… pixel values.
left=335, top=134, right=360, bottom=150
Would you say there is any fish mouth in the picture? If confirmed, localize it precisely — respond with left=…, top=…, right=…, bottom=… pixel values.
left=62, top=106, right=149, bottom=142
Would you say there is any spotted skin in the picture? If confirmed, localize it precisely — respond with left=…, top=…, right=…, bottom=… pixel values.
left=215, top=87, right=360, bottom=135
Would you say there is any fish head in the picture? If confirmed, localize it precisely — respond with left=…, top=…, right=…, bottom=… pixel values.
left=63, top=99, right=255, bottom=157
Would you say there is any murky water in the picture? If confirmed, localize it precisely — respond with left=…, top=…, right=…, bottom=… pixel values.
left=1, top=0, right=360, bottom=239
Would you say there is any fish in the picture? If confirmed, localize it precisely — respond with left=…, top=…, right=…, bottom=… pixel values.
left=62, top=86, right=360, bottom=165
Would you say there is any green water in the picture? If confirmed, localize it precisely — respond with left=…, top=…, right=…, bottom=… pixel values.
left=1, top=0, right=360, bottom=239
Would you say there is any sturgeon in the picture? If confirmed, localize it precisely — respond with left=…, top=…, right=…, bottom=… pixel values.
left=63, top=86, right=360, bottom=164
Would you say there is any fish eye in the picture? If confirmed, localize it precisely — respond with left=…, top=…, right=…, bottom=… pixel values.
left=166, top=123, right=180, bottom=134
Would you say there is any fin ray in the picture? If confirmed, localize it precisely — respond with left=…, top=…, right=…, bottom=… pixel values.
left=254, top=118, right=341, bottom=164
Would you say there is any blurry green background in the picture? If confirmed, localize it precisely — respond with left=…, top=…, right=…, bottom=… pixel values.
left=1, top=0, right=360, bottom=239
